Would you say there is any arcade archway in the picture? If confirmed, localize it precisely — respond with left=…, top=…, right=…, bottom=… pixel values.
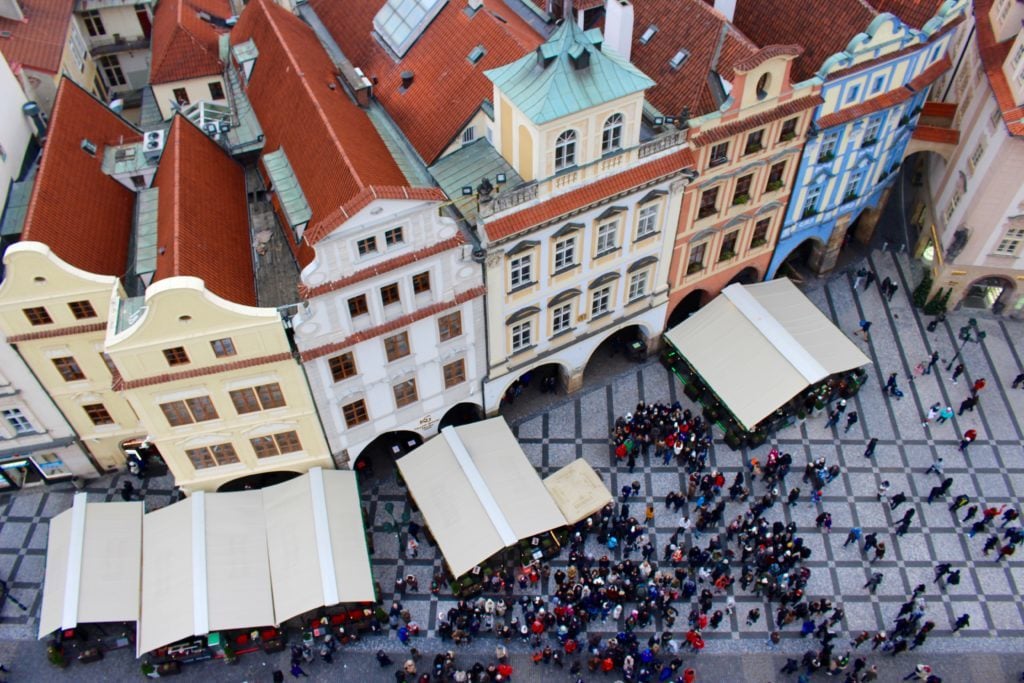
left=217, top=470, right=302, bottom=492
left=438, top=402, right=485, bottom=432
left=667, top=289, right=706, bottom=329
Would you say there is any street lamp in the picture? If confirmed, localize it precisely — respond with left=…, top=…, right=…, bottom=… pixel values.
left=945, top=317, right=986, bottom=371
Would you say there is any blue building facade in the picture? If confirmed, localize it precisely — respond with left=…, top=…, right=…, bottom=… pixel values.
left=768, top=4, right=966, bottom=278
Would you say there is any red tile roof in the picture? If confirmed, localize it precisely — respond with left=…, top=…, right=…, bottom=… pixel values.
left=151, top=117, right=257, bottom=306
left=690, top=94, right=821, bottom=147
left=7, top=321, right=107, bottom=343
left=21, top=79, right=140, bottom=277
left=484, top=147, right=696, bottom=241
left=0, top=0, right=75, bottom=74
left=631, top=0, right=759, bottom=118
left=825, top=15, right=962, bottom=79
left=815, top=54, right=951, bottom=129
left=869, top=0, right=947, bottom=29
left=299, top=234, right=465, bottom=299
left=911, top=124, right=959, bottom=145
left=300, top=286, right=486, bottom=362
left=149, top=0, right=230, bottom=84
left=232, top=0, right=420, bottom=254
left=119, top=351, right=293, bottom=389
left=306, top=186, right=446, bottom=246
left=920, top=101, right=957, bottom=118
left=732, top=0, right=876, bottom=82
left=309, top=0, right=543, bottom=163
left=974, top=0, right=1024, bottom=137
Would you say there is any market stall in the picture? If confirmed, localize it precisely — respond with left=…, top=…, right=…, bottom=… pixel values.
left=543, top=458, right=613, bottom=525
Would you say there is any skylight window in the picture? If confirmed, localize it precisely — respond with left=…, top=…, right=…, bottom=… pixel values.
left=374, top=0, right=448, bottom=58
left=468, top=44, right=486, bottom=64
left=640, top=25, right=657, bottom=45
left=669, top=49, right=690, bottom=70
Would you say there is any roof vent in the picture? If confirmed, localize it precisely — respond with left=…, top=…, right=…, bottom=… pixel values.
left=400, top=70, right=414, bottom=90
left=569, top=42, right=590, bottom=70
left=80, top=139, right=97, bottom=156
left=536, top=42, right=559, bottom=68
left=669, top=49, right=690, bottom=70
left=639, top=25, right=657, bottom=45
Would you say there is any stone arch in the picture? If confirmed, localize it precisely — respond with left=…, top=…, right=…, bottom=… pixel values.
left=438, top=402, right=485, bottom=432
left=667, top=289, right=708, bottom=329
left=960, top=275, right=1016, bottom=313
left=217, top=470, right=303, bottom=492
left=768, top=236, right=826, bottom=280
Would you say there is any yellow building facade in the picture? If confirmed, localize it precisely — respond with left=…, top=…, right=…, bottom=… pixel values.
left=0, top=244, right=144, bottom=471
left=105, top=277, right=333, bottom=494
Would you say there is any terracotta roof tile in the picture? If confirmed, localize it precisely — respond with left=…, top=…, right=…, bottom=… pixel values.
left=921, top=101, right=957, bottom=118
left=0, top=0, right=75, bottom=74
left=21, top=79, right=140, bottom=276
left=815, top=53, right=951, bottom=129
left=631, top=0, right=759, bottom=118
left=825, top=15, right=962, bottom=79
left=732, top=0, right=877, bottom=82
left=299, top=234, right=465, bottom=299
left=911, top=124, right=959, bottom=144
left=149, top=0, right=230, bottom=84
left=232, top=0, right=418, bottom=257
left=974, top=0, right=1024, bottom=137
left=300, top=286, right=486, bottom=362
left=309, top=0, right=543, bottom=163
left=690, top=94, right=822, bottom=146
left=306, top=186, right=446, bottom=246
left=484, top=147, right=696, bottom=241
left=869, top=0, right=947, bottom=29
left=7, top=321, right=107, bottom=343
left=121, top=351, right=293, bottom=389
left=152, top=117, right=257, bottom=306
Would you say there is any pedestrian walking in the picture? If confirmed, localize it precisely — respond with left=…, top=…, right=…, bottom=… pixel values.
left=872, top=542, right=887, bottom=562
left=890, top=491, right=908, bottom=509
left=949, top=494, right=969, bottom=512
left=933, top=562, right=951, bottom=583
left=959, top=429, right=977, bottom=453
left=925, top=457, right=944, bottom=476
left=877, top=481, right=891, bottom=502
left=844, top=526, right=863, bottom=547
left=864, top=437, right=878, bottom=458
left=863, top=532, right=879, bottom=553
left=120, top=480, right=137, bottom=502
left=290, top=662, right=309, bottom=678
left=924, top=350, right=940, bottom=374
left=887, top=280, right=899, bottom=302
left=746, top=608, right=760, bottom=625
left=864, top=572, right=884, bottom=593
left=903, top=664, right=933, bottom=681
left=881, top=276, right=893, bottom=296
left=922, top=403, right=941, bottom=428
left=952, top=613, right=970, bottom=632
left=1012, top=371, right=1024, bottom=389
left=853, top=267, right=868, bottom=289
left=1001, top=508, right=1019, bottom=527
left=983, top=534, right=1001, bottom=555
left=858, top=320, right=872, bottom=341
left=971, top=377, right=987, bottom=397
left=961, top=505, right=978, bottom=522
left=937, top=405, right=953, bottom=423
left=844, top=411, right=859, bottom=433
left=958, top=395, right=977, bottom=415
left=886, top=372, right=899, bottom=395
left=946, top=569, right=961, bottom=587
left=950, top=363, right=965, bottom=384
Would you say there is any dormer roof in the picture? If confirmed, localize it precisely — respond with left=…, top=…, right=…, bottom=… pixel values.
left=150, top=0, right=230, bottom=85
left=485, top=19, right=655, bottom=124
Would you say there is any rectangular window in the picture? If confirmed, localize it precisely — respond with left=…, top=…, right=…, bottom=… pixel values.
left=357, top=236, right=378, bottom=256
left=186, top=443, right=239, bottom=470
left=511, top=320, right=532, bottom=352
left=803, top=186, right=822, bottom=216
left=160, top=401, right=192, bottom=427
left=329, top=352, right=357, bottom=381
left=186, top=396, right=218, bottom=422
left=596, top=222, right=617, bottom=255
left=162, top=346, right=190, bottom=366
left=767, top=161, right=786, bottom=189
left=255, top=383, right=286, bottom=409
left=99, top=55, right=126, bottom=87
left=551, top=303, right=573, bottom=335
left=393, top=378, right=418, bottom=408
left=348, top=294, right=369, bottom=318
left=687, top=242, right=707, bottom=271
left=509, top=254, right=533, bottom=288
left=709, top=142, right=729, bottom=166
left=967, top=141, right=986, bottom=172
left=172, top=86, right=189, bottom=104
left=443, top=359, right=466, bottom=388
left=412, top=271, right=431, bottom=294
left=3, top=408, right=34, bottom=435
left=229, top=387, right=261, bottom=414
left=159, top=397, right=218, bottom=426
left=83, top=403, right=114, bottom=426
left=210, top=338, right=236, bottom=357
left=871, top=75, right=885, bottom=94
left=384, top=331, right=411, bottom=361
left=995, top=227, right=1024, bottom=255
left=343, top=399, right=369, bottom=427
left=845, top=85, right=860, bottom=103
left=627, top=271, right=648, bottom=301
left=844, top=169, right=864, bottom=200
left=591, top=286, right=612, bottom=317
left=637, top=205, right=659, bottom=238
left=779, top=117, right=798, bottom=141
left=698, top=187, right=718, bottom=219
left=82, top=9, right=106, bottom=36
left=438, top=311, right=462, bottom=341
left=380, top=283, right=400, bottom=306
left=818, top=131, right=838, bottom=162
left=385, top=226, right=404, bottom=246
left=719, top=231, right=739, bottom=261
left=862, top=117, right=881, bottom=146
left=744, top=130, right=764, bottom=155
left=751, top=218, right=771, bottom=247
left=554, top=237, right=577, bottom=271
left=53, top=357, right=86, bottom=382
left=68, top=300, right=97, bottom=319
left=23, top=307, right=52, bottom=325
left=250, top=431, right=303, bottom=458
left=208, top=81, right=225, bottom=100
left=732, top=174, right=753, bottom=205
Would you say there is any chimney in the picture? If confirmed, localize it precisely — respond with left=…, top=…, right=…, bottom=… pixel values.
left=603, top=0, right=634, bottom=62
left=713, top=0, right=736, bottom=22
left=0, top=0, right=24, bottom=21
left=400, top=70, right=414, bottom=89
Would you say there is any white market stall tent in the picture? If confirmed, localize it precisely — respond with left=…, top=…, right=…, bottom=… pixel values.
left=38, top=468, right=374, bottom=657
left=663, top=280, right=871, bottom=431
left=543, top=458, right=613, bottom=525
left=397, top=419, right=611, bottom=577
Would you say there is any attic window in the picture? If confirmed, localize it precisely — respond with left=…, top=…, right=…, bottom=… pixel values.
left=467, top=45, right=486, bottom=64
left=639, top=25, right=657, bottom=45
left=374, top=0, right=447, bottom=58
left=669, top=50, right=690, bottom=70
left=81, top=139, right=97, bottom=156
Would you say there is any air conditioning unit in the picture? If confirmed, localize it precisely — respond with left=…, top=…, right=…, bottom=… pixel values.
left=142, top=130, right=165, bottom=162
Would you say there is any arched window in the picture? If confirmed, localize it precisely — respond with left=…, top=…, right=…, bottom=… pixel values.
left=555, top=130, right=577, bottom=171
left=756, top=73, right=771, bottom=100
left=601, top=113, right=624, bottom=153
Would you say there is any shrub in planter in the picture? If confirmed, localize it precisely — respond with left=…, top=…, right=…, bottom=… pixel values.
left=912, top=271, right=933, bottom=309
left=732, top=193, right=750, bottom=206
left=766, top=180, right=784, bottom=192
left=47, top=644, right=68, bottom=668
left=687, top=261, right=704, bottom=275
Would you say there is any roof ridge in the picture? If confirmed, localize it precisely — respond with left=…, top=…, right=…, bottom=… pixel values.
left=169, top=117, right=183, bottom=279
left=256, top=0, right=375, bottom=192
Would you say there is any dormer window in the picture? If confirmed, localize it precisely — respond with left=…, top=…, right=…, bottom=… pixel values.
left=602, top=114, right=624, bottom=154
left=555, top=130, right=577, bottom=171
left=756, top=73, right=771, bottom=100
left=669, top=50, right=690, bottom=70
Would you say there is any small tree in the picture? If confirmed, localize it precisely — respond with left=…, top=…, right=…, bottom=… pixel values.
left=912, top=272, right=932, bottom=309
left=924, top=287, right=946, bottom=315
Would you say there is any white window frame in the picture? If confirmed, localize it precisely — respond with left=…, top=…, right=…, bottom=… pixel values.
left=384, top=226, right=404, bottom=247
left=509, top=254, right=533, bottom=289
left=551, top=303, right=573, bottom=335
left=555, top=130, right=577, bottom=171
left=636, top=204, right=659, bottom=238
left=804, top=185, right=822, bottom=215
left=863, top=117, right=882, bottom=143
left=995, top=227, right=1024, bottom=255
left=2, top=408, right=34, bottom=435
left=591, top=286, right=612, bottom=317
left=819, top=131, right=838, bottom=161
left=511, top=320, right=532, bottom=352
left=844, top=169, right=864, bottom=199
left=627, top=271, right=648, bottom=301
left=601, top=114, right=624, bottom=154
left=553, top=237, right=576, bottom=271
left=596, top=222, right=617, bottom=256
left=356, top=236, right=378, bottom=256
